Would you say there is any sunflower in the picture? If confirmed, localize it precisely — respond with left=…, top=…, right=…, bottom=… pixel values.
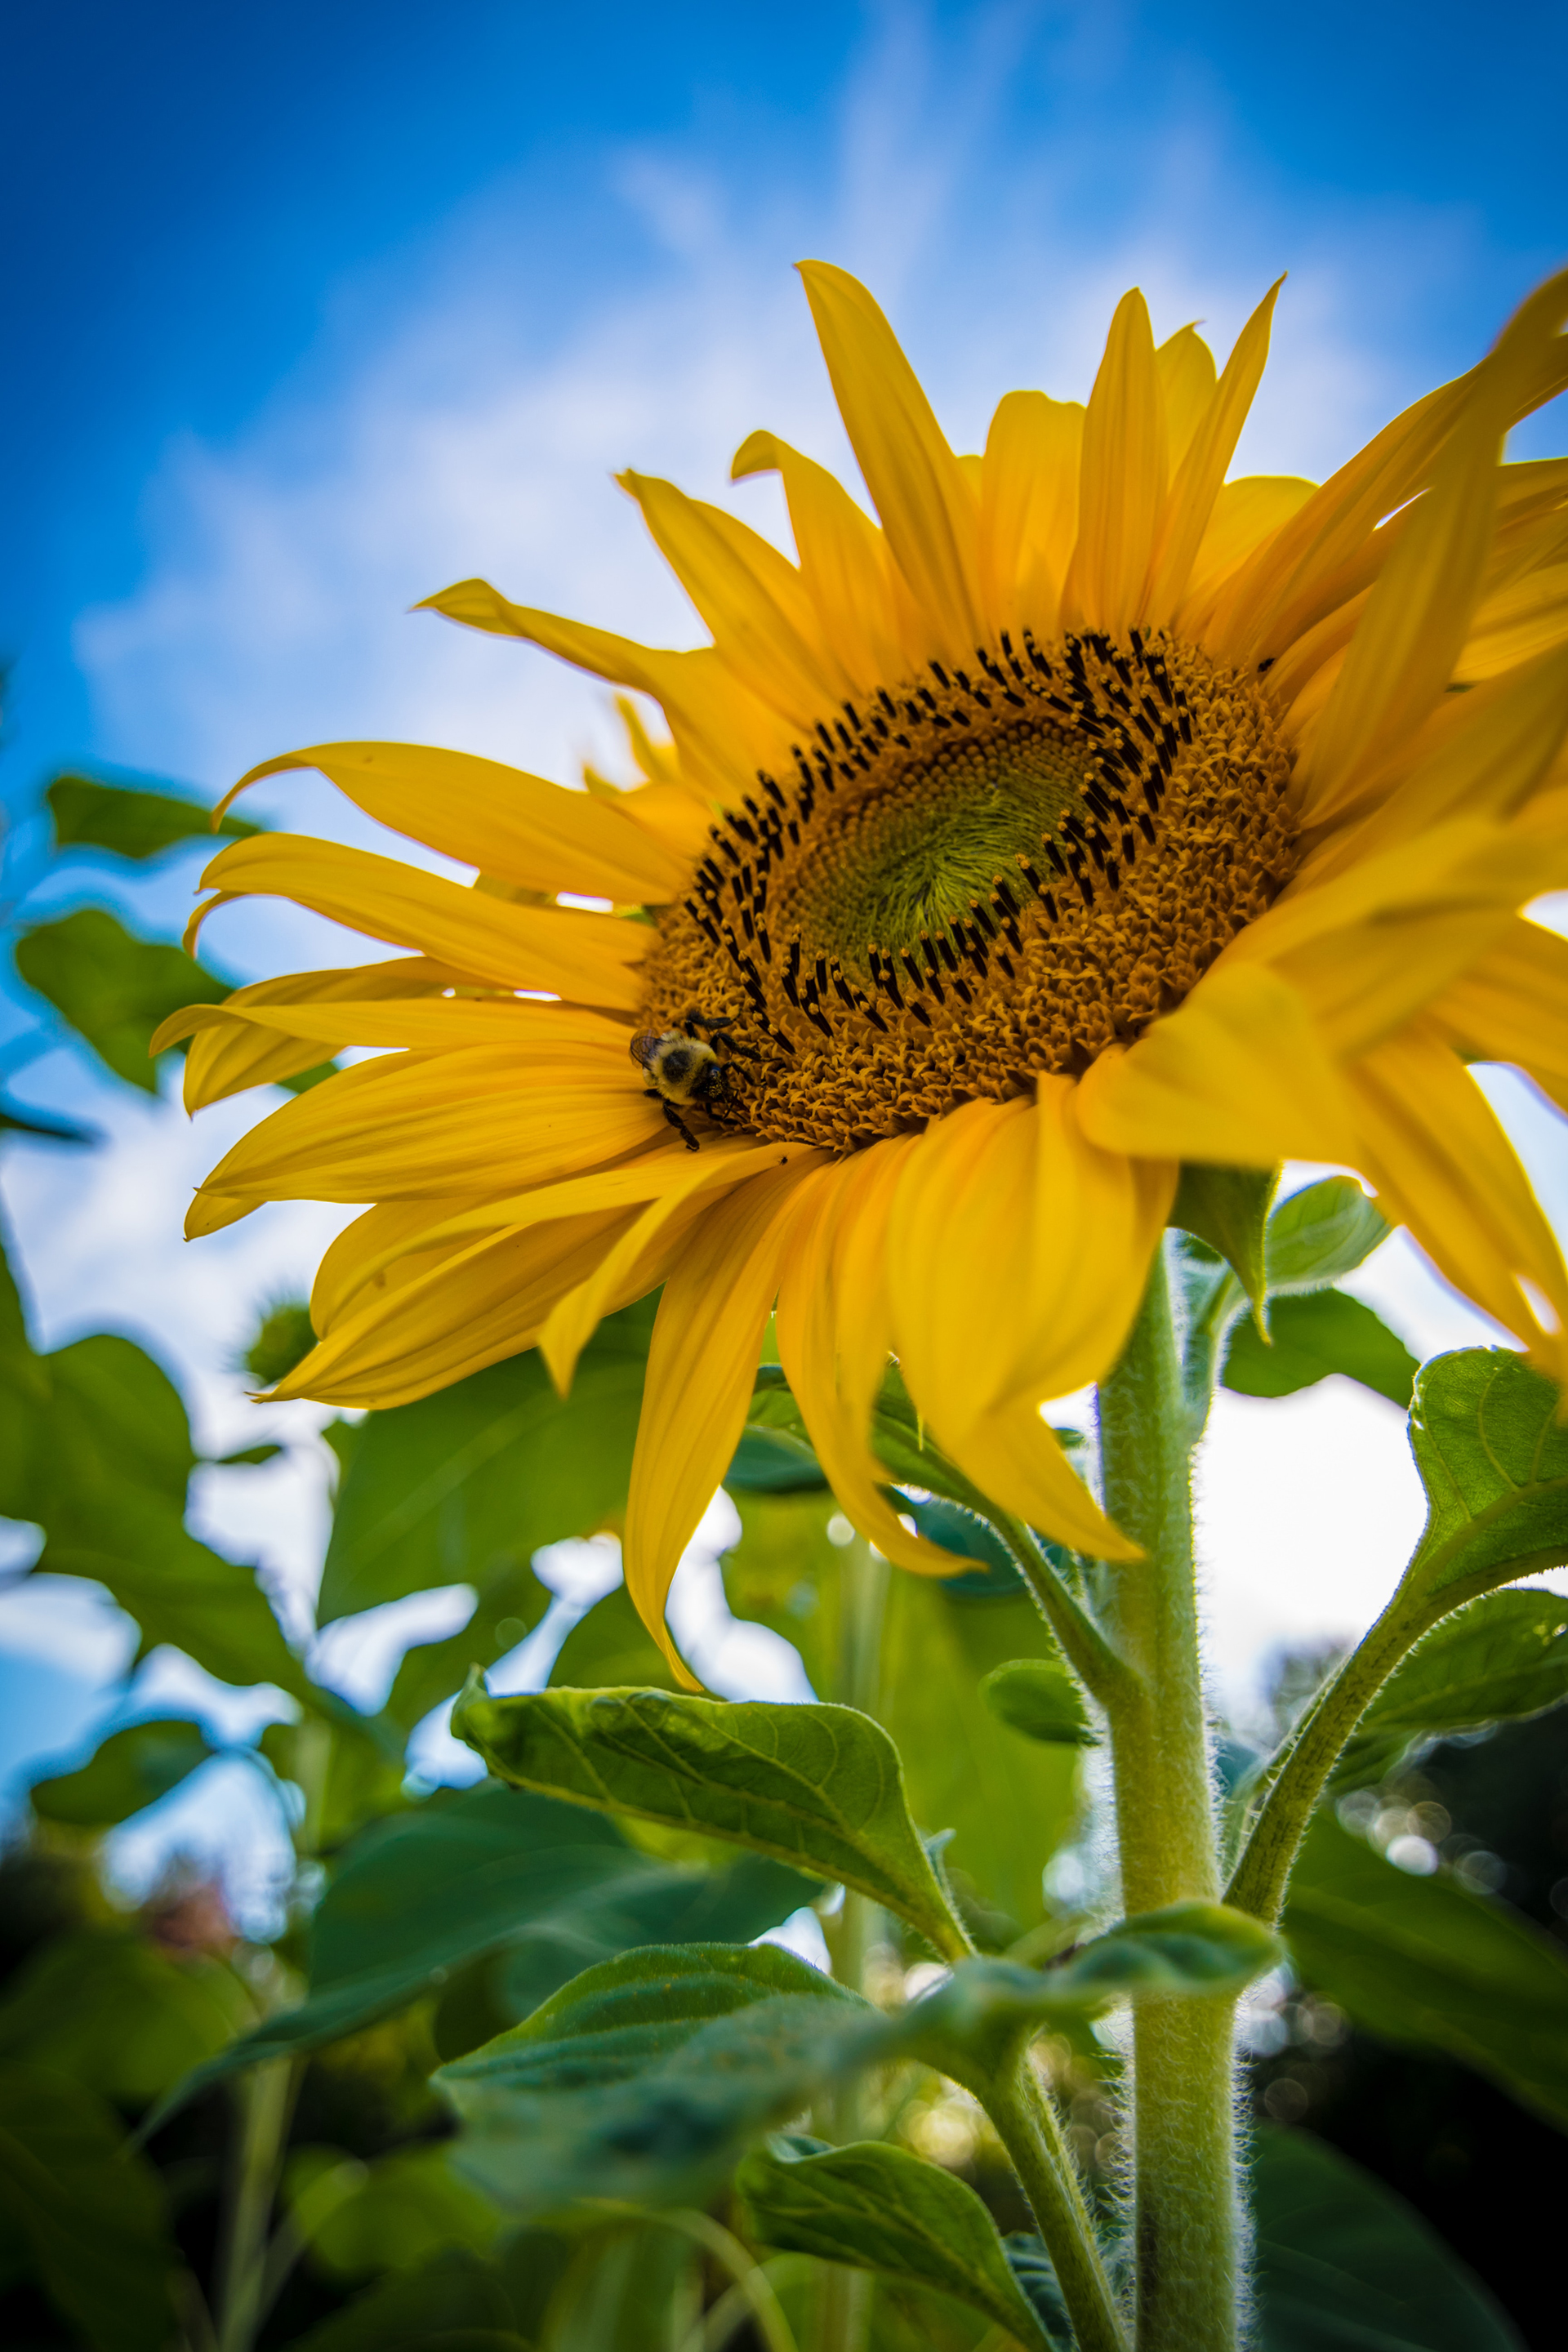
left=158, top=262, right=1568, bottom=1682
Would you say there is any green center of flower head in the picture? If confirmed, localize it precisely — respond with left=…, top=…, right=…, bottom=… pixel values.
left=640, top=628, right=1298, bottom=1153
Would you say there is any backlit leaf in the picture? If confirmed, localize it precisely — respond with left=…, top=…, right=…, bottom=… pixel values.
left=1401, top=1348, right=1568, bottom=1606
left=47, top=771, right=262, bottom=862
left=1223, top=1290, right=1417, bottom=1408
left=1284, top=1812, right=1568, bottom=2129
left=1171, top=1162, right=1277, bottom=1316
left=455, top=1682, right=970, bottom=1960
left=1334, top=1588, right=1568, bottom=1787
left=318, top=1300, right=655, bottom=1626
left=1252, top=2125, right=1522, bottom=2350
left=14, top=909, right=230, bottom=1091
left=28, top=1717, right=214, bottom=1828
left=981, top=1659, right=1099, bottom=1748
left=739, top=2137, right=1054, bottom=2350
left=1262, top=1175, right=1391, bottom=1294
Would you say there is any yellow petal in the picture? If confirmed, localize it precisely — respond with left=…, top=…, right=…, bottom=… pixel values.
left=732, top=428, right=911, bottom=686
left=189, top=1049, right=666, bottom=1214
left=619, top=470, right=846, bottom=724
left=1348, top=1022, right=1568, bottom=1379
left=154, top=957, right=470, bottom=1109
left=622, top=1160, right=822, bottom=1683
left=1145, top=281, right=1281, bottom=626
left=172, top=996, right=636, bottom=1057
left=796, top=261, right=982, bottom=659
left=977, top=390, right=1085, bottom=644
left=1075, top=963, right=1356, bottom=1165
left=220, top=742, right=688, bottom=904
left=310, top=1196, right=506, bottom=1334
left=1060, top=288, right=1169, bottom=638
left=1430, top=916, right=1568, bottom=1116
left=773, top=1144, right=981, bottom=1578
left=1455, top=562, right=1568, bottom=684
left=1156, top=324, right=1218, bottom=471
left=1175, top=475, right=1317, bottom=637
left=276, top=1207, right=639, bottom=1407
left=938, top=1392, right=1140, bottom=1563
left=187, top=836, right=647, bottom=1007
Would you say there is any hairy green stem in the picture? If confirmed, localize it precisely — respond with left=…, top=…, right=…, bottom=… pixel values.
left=1227, top=1584, right=1438, bottom=1923
left=986, top=2056, right=1129, bottom=2352
left=999, top=1513, right=1142, bottom=1714
left=1097, top=1243, right=1240, bottom=2352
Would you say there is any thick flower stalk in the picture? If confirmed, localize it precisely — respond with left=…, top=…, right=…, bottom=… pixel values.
left=158, top=261, right=1568, bottom=1696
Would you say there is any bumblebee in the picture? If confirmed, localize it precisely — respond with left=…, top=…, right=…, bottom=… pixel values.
left=630, top=1012, right=757, bottom=1151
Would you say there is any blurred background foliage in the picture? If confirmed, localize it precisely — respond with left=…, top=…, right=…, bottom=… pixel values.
left=0, top=764, right=1562, bottom=2351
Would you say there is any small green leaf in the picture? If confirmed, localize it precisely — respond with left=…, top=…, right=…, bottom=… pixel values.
left=1262, top=1175, right=1391, bottom=1294
left=318, top=1301, right=655, bottom=1626
left=28, top=1717, right=214, bottom=1827
left=1334, top=1588, right=1568, bottom=1786
left=1223, top=1290, right=1418, bottom=1408
left=283, top=2245, right=520, bottom=2352
left=1252, top=2125, right=1523, bottom=2350
left=738, top=2137, right=1054, bottom=2350
left=1401, top=1348, right=1568, bottom=1606
left=14, top=909, right=230, bottom=1091
left=145, top=1781, right=813, bottom=2123
left=982, top=1659, right=1099, bottom=1748
left=455, top=1682, right=970, bottom=1960
left=438, top=1943, right=871, bottom=2216
left=909, top=1903, right=1282, bottom=2082
left=1170, top=1163, right=1278, bottom=1317
left=209, top=1441, right=285, bottom=1468
left=47, top=771, right=263, bottom=862
left=0, top=2065, right=180, bottom=2352
left=1284, top=1811, right=1568, bottom=2128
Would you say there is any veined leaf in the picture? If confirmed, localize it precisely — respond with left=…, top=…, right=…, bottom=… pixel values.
left=981, top=1659, right=1098, bottom=1748
left=1262, top=1175, right=1390, bottom=1294
left=438, top=1942, right=872, bottom=2217
left=1284, top=1812, right=1568, bottom=2129
left=1223, top=1290, right=1417, bottom=1408
left=739, top=2137, right=1054, bottom=2350
left=0, top=2065, right=180, bottom=2352
left=1171, top=1163, right=1277, bottom=1316
left=319, top=1300, right=655, bottom=1626
left=28, top=1718, right=214, bottom=1827
left=47, top=771, right=263, bottom=862
left=1334, top=1588, right=1568, bottom=1787
left=454, top=1682, right=970, bottom=1961
left=143, top=1781, right=812, bottom=2123
left=1252, top=2125, right=1522, bottom=2350
left=13, top=909, right=231, bottom=1092
left=1401, top=1348, right=1568, bottom=1606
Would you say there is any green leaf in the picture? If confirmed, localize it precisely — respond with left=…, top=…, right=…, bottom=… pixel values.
left=387, top=1558, right=555, bottom=1731
left=1262, top=1176, right=1391, bottom=1294
left=283, top=2245, right=521, bottom=2352
left=0, top=1931, right=252, bottom=2103
left=518, top=2218, right=695, bottom=2352
left=0, top=2065, right=180, bottom=2352
left=145, top=1781, right=813, bottom=2121
left=725, top=1422, right=830, bottom=1491
left=13, top=909, right=230, bottom=1091
left=1401, top=1348, right=1568, bottom=1606
left=880, top=1567, right=1082, bottom=1932
left=719, top=1486, right=844, bottom=1699
left=1223, top=1290, right=1418, bottom=1407
left=1283, top=1811, right=1568, bottom=2128
left=907, top=1902, right=1282, bottom=2083
left=981, top=1659, right=1098, bottom=1748
left=47, top=771, right=263, bottom=862
left=28, top=1717, right=215, bottom=1827
left=1171, top=1162, right=1278, bottom=1316
left=548, top=1580, right=679, bottom=1694
left=0, top=1098, right=97, bottom=1144
left=437, top=1942, right=872, bottom=2216
left=318, top=1300, right=655, bottom=1626
left=455, top=1682, right=970, bottom=1960
left=1334, top=1588, right=1568, bottom=1786
left=1252, top=2125, right=1522, bottom=2350
left=286, top=2142, right=501, bottom=2279
left=738, top=2137, right=1054, bottom=2350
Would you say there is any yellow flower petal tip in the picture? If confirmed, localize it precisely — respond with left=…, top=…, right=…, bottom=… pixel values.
left=168, top=262, right=1568, bottom=1565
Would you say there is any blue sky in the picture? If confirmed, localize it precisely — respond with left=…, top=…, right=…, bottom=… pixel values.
left=2, top=0, right=1565, bottom=1888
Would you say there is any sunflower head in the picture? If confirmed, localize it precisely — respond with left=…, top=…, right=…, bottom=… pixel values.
left=160, top=257, right=1568, bottom=1679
